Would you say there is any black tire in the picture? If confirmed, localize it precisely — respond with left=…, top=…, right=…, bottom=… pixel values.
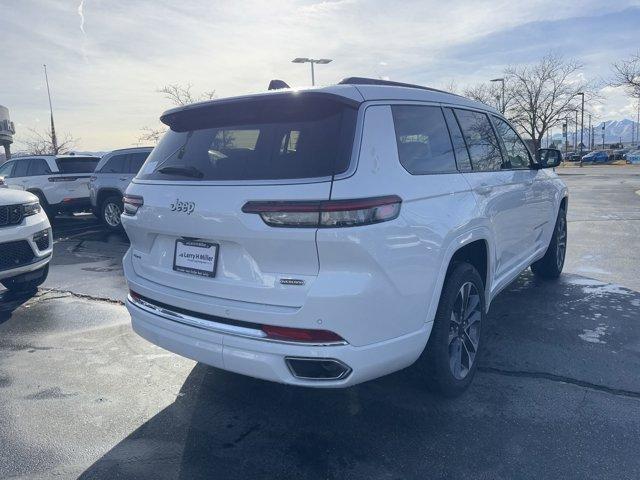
left=31, top=191, right=56, bottom=220
left=531, top=206, right=567, bottom=279
left=100, top=195, right=124, bottom=230
left=1, top=264, right=49, bottom=293
left=421, top=262, right=486, bottom=397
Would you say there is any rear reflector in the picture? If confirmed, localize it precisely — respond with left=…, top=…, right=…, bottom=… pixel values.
left=261, top=325, right=345, bottom=343
left=123, top=194, right=143, bottom=216
left=242, top=195, right=401, bottom=228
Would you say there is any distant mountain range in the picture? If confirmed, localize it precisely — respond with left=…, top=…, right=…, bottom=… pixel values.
left=553, top=118, right=640, bottom=144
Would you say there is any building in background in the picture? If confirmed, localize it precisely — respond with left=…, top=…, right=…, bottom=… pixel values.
left=0, top=105, right=15, bottom=163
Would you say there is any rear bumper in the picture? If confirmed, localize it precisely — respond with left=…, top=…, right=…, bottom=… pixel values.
left=126, top=295, right=429, bottom=387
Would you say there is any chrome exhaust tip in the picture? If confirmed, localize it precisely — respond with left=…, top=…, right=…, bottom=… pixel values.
left=285, top=357, right=352, bottom=381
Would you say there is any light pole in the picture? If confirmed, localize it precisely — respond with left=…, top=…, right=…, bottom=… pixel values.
left=574, top=109, right=578, bottom=151
left=292, top=58, right=333, bottom=86
left=490, top=78, right=505, bottom=113
left=43, top=64, right=58, bottom=154
left=577, top=92, right=585, bottom=166
left=636, top=100, right=640, bottom=147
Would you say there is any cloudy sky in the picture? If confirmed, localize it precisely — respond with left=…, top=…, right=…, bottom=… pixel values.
left=2, top=0, right=640, bottom=151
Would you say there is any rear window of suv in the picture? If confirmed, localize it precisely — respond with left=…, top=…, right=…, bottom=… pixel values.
left=56, top=157, right=99, bottom=174
left=137, top=94, right=358, bottom=181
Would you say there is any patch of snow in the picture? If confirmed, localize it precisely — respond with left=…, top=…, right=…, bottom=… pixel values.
left=575, top=265, right=611, bottom=275
left=582, top=284, right=631, bottom=296
left=579, top=324, right=608, bottom=344
left=565, top=277, right=631, bottom=296
left=566, top=277, right=607, bottom=287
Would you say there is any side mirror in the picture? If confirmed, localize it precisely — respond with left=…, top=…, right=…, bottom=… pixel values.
left=536, top=148, right=562, bottom=169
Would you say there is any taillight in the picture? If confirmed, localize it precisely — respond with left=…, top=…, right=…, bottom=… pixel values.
left=123, top=194, right=143, bottom=216
left=261, top=325, right=345, bottom=343
left=242, top=195, right=402, bottom=228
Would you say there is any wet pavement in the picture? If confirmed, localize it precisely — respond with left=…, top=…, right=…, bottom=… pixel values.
left=1, top=166, right=639, bottom=479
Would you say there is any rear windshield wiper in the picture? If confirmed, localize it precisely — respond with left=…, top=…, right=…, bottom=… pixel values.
left=156, top=165, right=204, bottom=179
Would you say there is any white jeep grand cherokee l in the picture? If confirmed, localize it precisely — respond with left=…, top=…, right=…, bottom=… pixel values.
left=122, top=78, right=567, bottom=396
left=0, top=155, right=99, bottom=219
left=0, top=189, right=52, bottom=293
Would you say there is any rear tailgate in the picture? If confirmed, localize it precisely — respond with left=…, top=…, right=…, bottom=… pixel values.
left=125, top=181, right=331, bottom=307
left=125, top=91, right=359, bottom=308
left=50, top=156, right=99, bottom=202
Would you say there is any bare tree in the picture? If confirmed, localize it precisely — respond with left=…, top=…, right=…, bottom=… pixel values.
left=138, top=126, right=166, bottom=145
left=158, top=83, right=216, bottom=107
left=611, top=52, right=640, bottom=98
left=138, top=83, right=216, bottom=144
left=505, top=53, right=592, bottom=152
left=439, top=79, right=460, bottom=95
left=464, top=83, right=504, bottom=111
left=19, top=127, right=76, bottom=155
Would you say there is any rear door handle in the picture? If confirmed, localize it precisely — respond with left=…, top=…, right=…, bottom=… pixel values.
left=476, top=185, right=493, bottom=195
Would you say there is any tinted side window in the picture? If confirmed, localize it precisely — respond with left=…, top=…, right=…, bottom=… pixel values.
left=128, top=152, right=149, bottom=174
left=101, top=154, right=128, bottom=173
left=492, top=116, right=532, bottom=169
left=391, top=105, right=457, bottom=174
left=443, top=108, right=472, bottom=171
left=454, top=109, right=502, bottom=172
left=13, top=159, right=29, bottom=177
left=27, top=158, right=51, bottom=176
left=0, top=161, right=14, bottom=177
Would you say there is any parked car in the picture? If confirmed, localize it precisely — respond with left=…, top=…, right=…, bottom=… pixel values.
left=581, top=151, right=609, bottom=163
left=89, top=147, right=152, bottom=229
left=0, top=189, right=52, bottom=293
left=564, top=151, right=581, bottom=162
left=121, top=77, right=568, bottom=396
left=0, top=155, right=99, bottom=218
left=625, top=149, right=640, bottom=164
left=613, top=149, right=628, bottom=160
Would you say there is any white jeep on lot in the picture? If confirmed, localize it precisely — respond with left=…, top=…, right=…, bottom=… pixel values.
left=0, top=155, right=99, bottom=219
left=122, top=78, right=568, bottom=396
left=0, top=189, right=52, bottom=293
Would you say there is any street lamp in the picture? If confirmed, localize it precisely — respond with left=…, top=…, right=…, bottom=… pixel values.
left=292, top=57, right=333, bottom=86
left=577, top=92, right=585, bottom=166
left=490, top=78, right=505, bottom=113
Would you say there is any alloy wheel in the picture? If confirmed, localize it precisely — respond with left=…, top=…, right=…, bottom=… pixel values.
left=448, top=281, right=481, bottom=380
left=104, top=202, right=122, bottom=227
left=556, top=215, right=567, bottom=270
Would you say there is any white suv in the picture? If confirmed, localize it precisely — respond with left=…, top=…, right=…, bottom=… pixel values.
left=0, top=155, right=99, bottom=218
left=0, top=189, right=52, bottom=293
left=122, top=78, right=567, bottom=396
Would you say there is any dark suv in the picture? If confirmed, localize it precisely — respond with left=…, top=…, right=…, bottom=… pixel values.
left=89, top=147, right=152, bottom=229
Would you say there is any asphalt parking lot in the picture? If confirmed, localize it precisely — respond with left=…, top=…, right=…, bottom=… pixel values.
left=1, top=165, right=639, bottom=479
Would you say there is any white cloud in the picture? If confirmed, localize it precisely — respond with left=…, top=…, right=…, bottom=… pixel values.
left=4, top=0, right=640, bottom=150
